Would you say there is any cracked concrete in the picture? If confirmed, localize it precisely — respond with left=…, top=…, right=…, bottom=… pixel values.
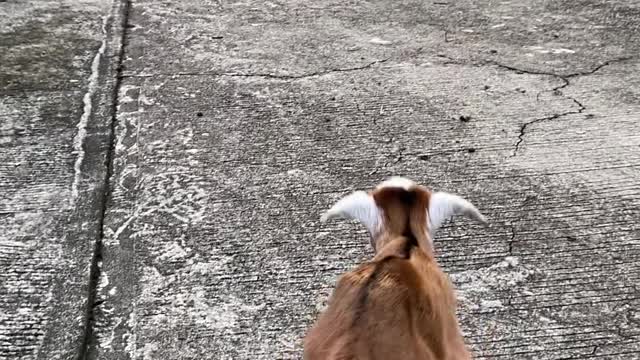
left=119, top=58, right=391, bottom=80
left=1, top=0, right=127, bottom=359
left=2, top=0, right=640, bottom=359
left=434, top=55, right=633, bottom=156
left=496, top=57, right=632, bottom=156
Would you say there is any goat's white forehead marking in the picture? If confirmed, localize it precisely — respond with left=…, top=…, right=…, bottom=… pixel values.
left=376, top=176, right=416, bottom=191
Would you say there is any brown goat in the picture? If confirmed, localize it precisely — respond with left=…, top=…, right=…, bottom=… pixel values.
left=304, top=177, right=487, bottom=360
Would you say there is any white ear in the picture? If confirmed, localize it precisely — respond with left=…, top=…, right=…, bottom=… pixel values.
left=321, top=191, right=381, bottom=234
left=428, top=191, right=487, bottom=234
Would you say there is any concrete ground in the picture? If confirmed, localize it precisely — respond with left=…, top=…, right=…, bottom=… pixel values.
left=1, top=0, right=639, bottom=359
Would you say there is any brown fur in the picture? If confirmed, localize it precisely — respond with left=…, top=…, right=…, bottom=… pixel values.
left=304, top=185, right=471, bottom=360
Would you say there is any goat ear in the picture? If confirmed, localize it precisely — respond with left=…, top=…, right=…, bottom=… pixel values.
left=428, top=191, right=487, bottom=234
left=321, top=191, right=381, bottom=234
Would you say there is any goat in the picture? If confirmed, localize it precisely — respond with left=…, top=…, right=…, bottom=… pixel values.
left=304, top=177, right=487, bottom=360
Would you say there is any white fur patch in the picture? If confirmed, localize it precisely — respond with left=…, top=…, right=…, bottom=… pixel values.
left=428, top=192, right=487, bottom=234
left=376, top=176, right=415, bottom=191
left=321, top=191, right=381, bottom=235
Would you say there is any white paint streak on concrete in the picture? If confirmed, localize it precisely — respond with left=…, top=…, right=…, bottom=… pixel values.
left=156, top=242, right=188, bottom=262
left=110, top=175, right=207, bottom=242
left=451, top=257, right=540, bottom=311
left=112, top=212, right=139, bottom=241
left=369, top=37, right=392, bottom=45
left=135, top=263, right=264, bottom=338
left=189, top=256, right=233, bottom=275
left=124, top=311, right=137, bottom=358
left=97, top=262, right=109, bottom=292
left=118, top=84, right=139, bottom=103
left=480, top=299, right=504, bottom=310
left=526, top=45, right=576, bottom=54
left=137, top=342, right=159, bottom=359
left=99, top=316, right=122, bottom=350
left=72, top=13, right=110, bottom=200
left=456, top=258, right=531, bottom=288
left=0, top=239, right=29, bottom=248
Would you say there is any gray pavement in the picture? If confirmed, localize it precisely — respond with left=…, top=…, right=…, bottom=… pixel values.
left=1, top=0, right=640, bottom=359
left=1, top=1, right=123, bottom=359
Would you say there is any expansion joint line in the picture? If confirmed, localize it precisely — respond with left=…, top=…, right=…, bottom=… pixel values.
left=78, top=1, right=132, bottom=359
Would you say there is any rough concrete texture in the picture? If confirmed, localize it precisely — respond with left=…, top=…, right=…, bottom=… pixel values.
left=0, top=0, right=126, bottom=359
left=2, top=0, right=640, bottom=359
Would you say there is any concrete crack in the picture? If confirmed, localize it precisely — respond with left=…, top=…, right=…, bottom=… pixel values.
left=415, top=147, right=477, bottom=161
left=119, top=58, right=390, bottom=80
left=436, top=53, right=462, bottom=65
left=492, top=61, right=571, bottom=102
left=512, top=111, right=574, bottom=156
left=78, top=0, right=131, bottom=359
left=493, top=57, right=630, bottom=102
left=502, top=57, right=632, bottom=156
left=491, top=56, right=631, bottom=80
left=508, top=225, right=516, bottom=255
left=444, top=30, right=453, bottom=43
left=564, top=57, right=632, bottom=78
left=392, top=146, right=405, bottom=164
left=490, top=61, right=568, bottom=80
